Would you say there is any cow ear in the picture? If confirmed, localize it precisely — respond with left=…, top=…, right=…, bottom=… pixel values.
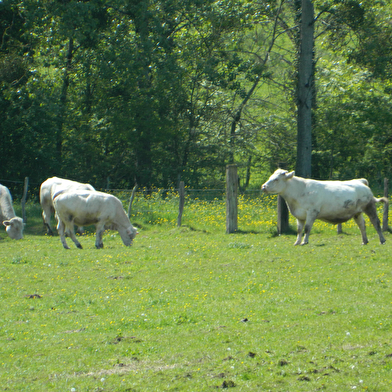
left=286, top=171, right=295, bottom=179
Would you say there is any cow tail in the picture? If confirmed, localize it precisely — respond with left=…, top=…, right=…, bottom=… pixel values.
left=374, top=197, right=389, bottom=205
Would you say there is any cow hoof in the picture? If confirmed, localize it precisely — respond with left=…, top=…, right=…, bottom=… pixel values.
left=95, top=244, right=104, bottom=249
left=76, top=244, right=83, bottom=249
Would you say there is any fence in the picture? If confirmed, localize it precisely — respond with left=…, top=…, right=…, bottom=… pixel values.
left=0, top=175, right=263, bottom=227
left=1, top=172, right=390, bottom=232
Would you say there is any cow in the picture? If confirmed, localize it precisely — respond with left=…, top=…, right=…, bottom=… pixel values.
left=0, top=184, right=24, bottom=240
left=39, top=177, right=95, bottom=235
left=261, top=169, right=387, bottom=246
left=53, top=190, right=138, bottom=249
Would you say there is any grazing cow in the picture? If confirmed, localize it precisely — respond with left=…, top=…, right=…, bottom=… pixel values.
left=0, top=184, right=24, bottom=240
left=53, top=190, right=138, bottom=249
left=40, top=177, right=95, bottom=235
left=262, top=169, right=387, bottom=245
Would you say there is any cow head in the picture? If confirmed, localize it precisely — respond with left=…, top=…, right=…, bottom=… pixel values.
left=262, top=169, right=295, bottom=194
left=3, top=217, right=24, bottom=240
left=119, top=225, right=138, bottom=246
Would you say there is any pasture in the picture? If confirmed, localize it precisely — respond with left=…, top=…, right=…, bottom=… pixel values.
left=1, top=192, right=392, bottom=391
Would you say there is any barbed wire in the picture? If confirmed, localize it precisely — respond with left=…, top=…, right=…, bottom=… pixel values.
left=0, top=178, right=26, bottom=185
left=0, top=178, right=263, bottom=200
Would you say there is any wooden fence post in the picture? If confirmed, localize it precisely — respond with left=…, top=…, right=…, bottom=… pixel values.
left=383, top=178, right=389, bottom=232
left=277, top=163, right=289, bottom=234
left=21, top=177, right=29, bottom=223
left=277, top=195, right=289, bottom=234
left=226, top=164, right=238, bottom=233
left=128, top=183, right=138, bottom=218
left=177, top=181, right=185, bottom=227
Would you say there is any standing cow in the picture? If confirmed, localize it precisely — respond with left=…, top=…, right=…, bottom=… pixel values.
left=53, top=190, right=138, bottom=249
left=0, top=184, right=24, bottom=240
left=39, top=177, right=95, bottom=235
left=262, top=169, right=387, bottom=245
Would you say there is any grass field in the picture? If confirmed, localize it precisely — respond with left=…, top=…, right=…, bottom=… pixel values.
left=1, top=193, right=392, bottom=391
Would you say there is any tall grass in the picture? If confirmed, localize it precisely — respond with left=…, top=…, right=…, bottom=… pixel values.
left=1, top=192, right=391, bottom=391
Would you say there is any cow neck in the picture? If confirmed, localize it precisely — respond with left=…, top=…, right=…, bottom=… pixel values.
left=279, top=176, right=305, bottom=202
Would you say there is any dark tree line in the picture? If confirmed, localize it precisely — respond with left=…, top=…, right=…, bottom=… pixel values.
left=1, top=0, right=392, bottom=197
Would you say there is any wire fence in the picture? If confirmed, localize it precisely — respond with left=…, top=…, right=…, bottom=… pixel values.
left=0, top=178, right=263, bottom=203
left=2, top=175, right=389, bottom=233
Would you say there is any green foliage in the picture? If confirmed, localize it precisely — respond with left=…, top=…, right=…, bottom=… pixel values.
left=323, top=0, right=392, bottom=81
left=314, top=58, right=392, bottom=182
left=1, top=0, right=392, bottom=191
left=1, top=0, right=297, bottom=189
left=1, top=197, right=392, bottom=391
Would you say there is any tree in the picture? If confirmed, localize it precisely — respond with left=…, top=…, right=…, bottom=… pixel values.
left=295, top=0, right=314, bottom=178
left=312, top=0, right=392, bottom=182
left=228, top=0, right=285, bottom=165
left=315, top=59, right=392, bottom=182
left=3, top=0, right=391, bottom=193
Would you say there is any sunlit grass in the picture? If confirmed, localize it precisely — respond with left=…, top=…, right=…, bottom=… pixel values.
left=1, top=192, right=391, bottom=391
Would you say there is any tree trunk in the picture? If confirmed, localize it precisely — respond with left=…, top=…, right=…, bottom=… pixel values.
left=296, top=0, right=314, bottom=178
left=229, top=77, right=260, bottom=164
left=57, top=37, right=74, bottom=172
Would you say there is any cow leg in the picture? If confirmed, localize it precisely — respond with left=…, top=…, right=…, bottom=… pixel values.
left=58, top=216, right=82, bottom=249
left=301, top=216, right=317, bottom=245
left=353, top=213, right=368, bottom=245
left=363, top=203, right=386, bottom=244
left=42, top=208, right=54, bottom=236
left=294, top=219, right=305, bottom=245
left=95, top=222, right=105, bottom=249
left=68, top=228, right=83, bottom=249
left=57, top=220, right=70, bottom=249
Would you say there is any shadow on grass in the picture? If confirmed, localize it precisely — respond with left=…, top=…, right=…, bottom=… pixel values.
left=267, top=226, right=297, bottom=238
left=172, top=225, right=210, bottom=234
left=228, top=229, right=264, bottom=235
left=25, top=221, right=48, bottom=236
left=226, top=226, right=298, bottom=238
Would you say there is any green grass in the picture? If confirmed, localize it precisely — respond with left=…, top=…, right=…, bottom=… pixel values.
left=1, top=194, right=392, bottom=391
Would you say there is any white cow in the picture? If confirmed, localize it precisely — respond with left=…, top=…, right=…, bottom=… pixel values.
left=53, top=190, right=138, bottom=249
left=39, top=177, right=95, bottom=235
left=262, top=169, right=387, bottom=245
left=0, top=184, right=24, bottom=240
